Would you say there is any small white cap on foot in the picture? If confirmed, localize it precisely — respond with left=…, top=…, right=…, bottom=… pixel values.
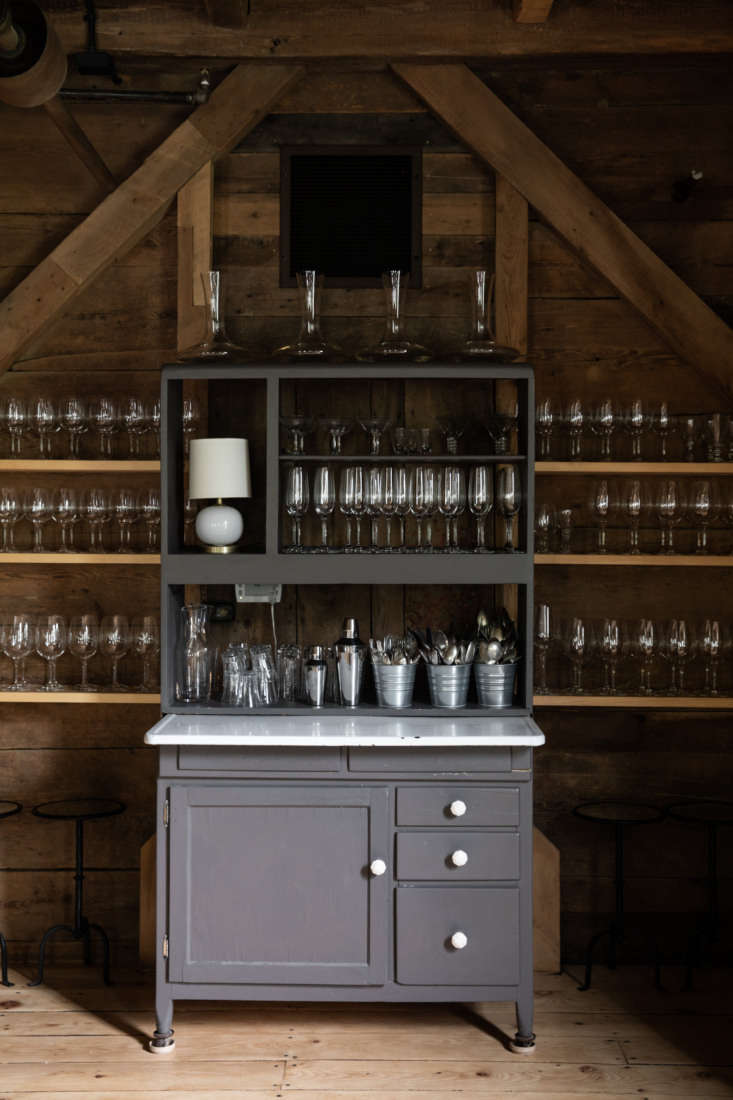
left=509, top=1039, right=535, bottom=1055
left=149, top=1038, right=175, bottom=1054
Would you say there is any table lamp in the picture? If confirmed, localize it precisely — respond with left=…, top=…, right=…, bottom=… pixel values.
left=189, top=438, right=251, bottom=553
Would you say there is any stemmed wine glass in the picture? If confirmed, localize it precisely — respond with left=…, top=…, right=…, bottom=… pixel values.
left=624, top=480, right=643, bottom=554
left=23, top=487, right=54, bottom=552
left=61, top=396, right=87, bottom=457
left=280, top=416, right=314, bottom=456
left=132, top=615, right=160, bottom=691
left=655, top=480, right=682, bottom=554
left=320, top=418, right=352, bottom=456
left=146, top=400, right=161, bottom=458
left=6, top=397, right=27, bottom=456
left=410, top=465, right=436, bottom=553
left=1, top=613, right=33, bottom=691
left=121, top=397, right=146, bottom=456
left=702, top=619, right=721, bottom=695
left=182, top=397, right=201, bottom=457
left=436, top=417, right=464, bottom=457
left=534, top=603, right=551, bottom=695
left=438, top=466, right=465, bottom=552
left=284, top=465, right=309, bottom=553
left=31, top=397, right=58, bottom=457
left=651, top=402, right=672, bottom=459
left=69, top=613, right=99, bottom=692
left=623, top=399, right=648, bottom=461
left=350, top=466, right=366, bottom=552
left=100, top=614, right=131, bottom=691
left=138, top=488, right=161, bottom=552
left=114, top=488, right=139, bottom=553
left=81, top=488, right=111, bottom=551
left=691, top=479, right=715, bottom=555
left=358, top=418, right=391, bottom=456
left=90, top=397, right=119, bottom=457
left=53, top=488, right=79, bottom=553
left=535, top=399, right=555, bottom=459
left=590, top=398, right=615, bottom=460
left=380, top=466, right=397, bottom=552
left=393, top=466, right=409, bottom=552
left=599, top=618, right=620, bottom=695
left=565, top=618, right=586, bottom=695
left=0, top=487, right=20, bottom=551
left=634, top=618, right=655, bottom=695
left=565, top=400, right=584, bottom=460
left=660, top=619, right=691, bottom=695
left=365, top=465, right=382, bottom=552
left=592, top=481, right=611, bottom=553
left=36, top=614, right=66, bottom=691
left=312, top=466, right=336, bottom=553
left=338, top=467, right=355, bottom=552
left=485, top=401, right=518, bottom=456
left=469, top=465, right=493, bottom=553
left=497, top=465, right=521, bottom=552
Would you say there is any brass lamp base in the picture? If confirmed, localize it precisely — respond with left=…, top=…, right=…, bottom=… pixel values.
left=203, top=543, right=240, bottom=554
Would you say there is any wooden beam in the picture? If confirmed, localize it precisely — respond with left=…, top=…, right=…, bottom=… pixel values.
left=42, top=97, right=117, bottom=194
left=495, top=175, right=528, bottom=358
left=392, top=62, right=733, bottom=399
left=513, top=0, right=554, bottom=22
left=177, top=163, right=214, bottom=353
left=0, top=63, right=304, bottom=374
left=204, top=0, right=248, bottom=28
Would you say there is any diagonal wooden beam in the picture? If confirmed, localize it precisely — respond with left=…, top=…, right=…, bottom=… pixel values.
left=0, top=62, right=303, bottom=375
left=392, top=62, right=733, bottom=399
left=514, top=0, right=554, bottom=23
left=43, top=96, right=117, bottom=194
left=177, top=163, right=214, bottom=353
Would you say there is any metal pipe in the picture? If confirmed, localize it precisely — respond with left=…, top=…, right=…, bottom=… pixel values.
left=59, top=68, right=211, bottom=106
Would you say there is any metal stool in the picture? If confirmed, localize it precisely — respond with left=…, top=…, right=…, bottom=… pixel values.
left=0, top=801, right=22, bottom=986
left=666, top=800, right=733, bottom=990
left=29, top=797, right=125, bottom=986
left=573, top=800, right=665, bottom=991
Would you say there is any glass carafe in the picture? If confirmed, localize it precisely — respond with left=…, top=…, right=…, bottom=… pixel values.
left=178, top=271, right=244, bottom=361
left=459, top=269, right=519, bottom=361
left=358, top=271, right=430, bottom=362
left=176, top=603, right=212, bottom=703
left=273, top=271, right=341, bottom=360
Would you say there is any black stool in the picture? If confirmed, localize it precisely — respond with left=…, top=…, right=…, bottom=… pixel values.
left=29, top=797, right=125, bottom=986
left=573, top=800, right=665, bottom=991
left=0, top=801, right=22, bottom=986
left=666, top=800, right=733, bottom=990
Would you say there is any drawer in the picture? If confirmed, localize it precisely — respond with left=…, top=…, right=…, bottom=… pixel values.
left=395, top=886, right=519, bottom=986
left=396, top=786, right=520, bottom=828
left=396, top=831, right=519, bottom=881
left=348, top=747, right=512, bottom=773
left=176, top=746, right=341, bottom=773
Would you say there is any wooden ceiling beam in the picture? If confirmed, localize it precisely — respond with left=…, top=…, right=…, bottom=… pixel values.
left=0, top=62, right=304, bottom=375
left=392, top=62, right=733, bottom=400
left=514, top=0, right=555, bottom=23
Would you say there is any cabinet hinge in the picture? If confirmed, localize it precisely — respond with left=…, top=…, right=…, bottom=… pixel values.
left=163, top=799, right=169, bottom=828
left=163, top=933, right=169, bottom=958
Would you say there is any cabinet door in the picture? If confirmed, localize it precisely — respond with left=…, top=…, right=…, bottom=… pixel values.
left=168, top=785, right=389, bottom=985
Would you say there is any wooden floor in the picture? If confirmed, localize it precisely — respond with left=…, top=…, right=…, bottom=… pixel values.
left=0, top=964, right=732, bottom=1097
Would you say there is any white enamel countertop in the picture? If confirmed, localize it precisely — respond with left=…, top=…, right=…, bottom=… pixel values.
left=144, top=713, right=545, bottom=748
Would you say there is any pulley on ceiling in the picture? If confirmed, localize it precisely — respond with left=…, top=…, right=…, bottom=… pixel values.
left=0, top=0, right=67, bottom=107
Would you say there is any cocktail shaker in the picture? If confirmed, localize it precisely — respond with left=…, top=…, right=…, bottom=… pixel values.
left=335, top=617, right=366, bottom=707
left=304, top=644, right=327, bottom=708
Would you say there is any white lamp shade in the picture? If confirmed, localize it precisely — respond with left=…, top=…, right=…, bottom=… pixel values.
left=189, top=438, right=251, bottom=500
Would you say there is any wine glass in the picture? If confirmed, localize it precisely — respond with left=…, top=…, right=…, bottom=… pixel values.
left=677, top=413, right=703, bottom=462
left=182, top=397, right=201, bottom=457
left=0, top=487, right=20, bottom=552
left=534, top=603, right=551, bottom=695
left=565, top=618, right=586, bottom=695
left=312, top=466, right=336, bottom=553
left=36, top=614, right=67, bottom=691
left=393, top=466, right=409, bottom=552
left=659, top=620, right=680, bottom=695
left=591, top=481, right=611, bottom=553
left=69, top=613, right=99, bottom=692
left=599, top=618, right=620, bottom=695
left=6, top=397, right=27, bottom=456
left=410, top=465, right=436, bottom=553
left=364, top=465, right=383, bottom=552
left=633, top=618, right=655, bottom=695
left=31, top=397, right=58, bottom=457
left=138, top=488, right=161, bottom=552
left=121, top=397, right=146, bottom=456
left=100, top=614, right=131, bottom=691
left=113, top=488, right=139, bottom=553
left=623, top=480, right=643, bottom=554
left=655, top=480, right=682, bottom=554
left=1, top=612, right=33, bottom=691
left=132, top=615, right=160, bottom=691
left=146, top=400, right=161, bottom=458
left=485, top=401, right=518, bottom=456
left=22, top=487, right=54, bottom=552
left=358, top=417, right=391, bottom=456
left=380, top=466, right=397, bottom=552
left=438, top=465, right=464, bottom=552
left=535, top=398, right=555, bottom=459
left=53, top=487, right=79, bottom=553
left=350, top=465, right=366, bottom=552
left=284, top=465, right=309, bottom=553
left=701, top=619, right=721, bottom=695
left=436, top=417, right=464, bottom=457
left=651, top=402, right=672, bottom=459
left=338, top=467, right=355, bottom=552
left=90, top=397, right=120, bottom=457
left=280, top=416, right=314, bottom=456
left=497, top=465, right=521, bottom=552
left=565, top=399, right=584, bottom=460
left=60, top=396, right=88, bottom=457
left=623, top=399, right=648, bottom=461
left=691, top=479, right=715, bottom=555
left=556, top=507, right=573, bottom=554
left=319, top=418, right=352, bottom=456
left=469, top=465, right=493, bottom=553
left=590, top=398, right=616, bottom=460
left=81, top=487, right=111, bottom=551
left=675, top=619, right=691, bottom=694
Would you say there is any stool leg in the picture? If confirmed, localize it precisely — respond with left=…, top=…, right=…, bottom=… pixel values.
left=0, top=931, right=13, bottom=987
left=73, top=819, right=85, bottom=937
left=609, top=823, right=626, bottom=969
left=28, top=924, right=75, bottom=987
left=578, top=927, right=612, bottom=991
left=684, top=822, right=719, bottom=991
left=89, top=923, right=112, bottom=986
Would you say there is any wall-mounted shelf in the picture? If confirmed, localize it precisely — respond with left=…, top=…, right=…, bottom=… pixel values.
left=534, top=695, right=733, bottom=709
left=0, top=553, right=160, bottom=565
left=0, top=692, right=160, bottom=704
left=0, top=460, right=160, bottom=473
left=279, top=454, right=527, bottom=463
left=536, top=461, right=733, bottom=475
left=535, top=554, right=732, bottom=567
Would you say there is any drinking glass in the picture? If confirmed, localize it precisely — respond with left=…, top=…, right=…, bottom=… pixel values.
left=469, top=465, right=493, bottom=553
left=280, top=416, right=314, bottom=456
left=31, top=397, right=58, bottom=457
left=81, top=487, right=111, bottom=551
left=592, top=480, right=611, bottom=553
left=182, top=397, right=201, bottom=457
left=391, top=427, right=409, bottom=456
left=702, top=619, right=721, bottom=695
left=691, top=479, right=715, bottom=555
left=380, top=465, right=397, bottom=552
left=623, top=399, right=648, bottom=461
left=132, top=615, right=160, bottom=691
left=624, top=479, right=643, bottom=554
left=138, top=488, right=161, bottom=552
left=534, top=603, right=551, bottom=695
left=436, top=417, right=464, bottom=457
left=61, top=396, right=87, bottom=457
left=497, top=465, right=521, bottom=552
left=590, top=398, right=616, bottom=460
left=1, top=612, right=33, bottom=690
left=565, top=618, right=586, bottom=695
left=338, top=467, right=355, bottom=552
left=655, top=479, right=682, bottom=554
left=659, top=620, right=679, bottom=695
left=23, top=487, right=53, bottom=552
left=438, top=465, right=465, bottom=551
left=121, top=397, right=146, bottom=456
left=312, top=465, right=336, bottom=553
left=410, top=465, right=436, bottom=553
left=634, top=618, right=655, bottom=695
left=535, top=398, right=555, bottom=459
left=599, top=619, right=620, bottom=695
left=556, top=507, right=573, bottom=554
left=485, top=401, right=519, bottom=456
left=284, top=465, right=309, bottom=553
left=704, top=414, right=727, bottom=463
left=114, top=488, right=139, bottom=553
left=90, top=397, right=120, bottom=457
left=6, top=397, right=27, bottom=456
left=53, top=487, right=79, bottom=552
left=100, top=614, right=131, bottom=691
left=0, top=487, right=20, bottom=551
left=358, top=417, right=391, bottom=456
left=393, top=466, right=409, bottom=552
left=535, top=501, right=552, bottom=555
left=651, top=402, right=672, bottom=459
left=320, top=418, right=352, bottom=456
left=36, top=614, right=66, bottom=691
left=350, top=465, right=366, bottom=552
left=69, top=613, right=99, bottom=692
left=147, top=399, right=161, bottom=458
left=675, top=619, right=691, bottom=694
left=677, top=413, right=702, bottom=462
left=365, top=465, right=383, bottom=551
left=565, top=399, right=584, bottom=460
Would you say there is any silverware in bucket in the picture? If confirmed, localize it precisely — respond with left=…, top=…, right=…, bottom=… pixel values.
left=373, top=662, right=417, bottom=709
left=426, top=663, right=470, bottom=708
left=475, top=661, right=517, bottom=707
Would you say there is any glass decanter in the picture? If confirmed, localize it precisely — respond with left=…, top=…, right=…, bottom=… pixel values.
left=358, top=271, right=430, bottom=362
left=178, top=271, right=244, bottom=361
left=175, top=603, right=212, bottom=703
left=458, top=269, right=519, bottom=361
left=273, top=271, right=341, bottom=361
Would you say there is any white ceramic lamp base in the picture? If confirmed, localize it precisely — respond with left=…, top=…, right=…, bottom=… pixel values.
left=195, top=503, right=243, bottom=554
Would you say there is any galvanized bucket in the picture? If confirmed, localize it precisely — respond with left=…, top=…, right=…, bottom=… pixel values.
left=474, top=662, right=518, bottom=707
left=373, top=663, right=417, bottom=709
left=426, top=663, right=471, bottom=709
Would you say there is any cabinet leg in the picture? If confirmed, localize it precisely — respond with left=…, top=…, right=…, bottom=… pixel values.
left=149, top=992, right=175, bottom=1054
left=510, top=990, right=536, bottom=1054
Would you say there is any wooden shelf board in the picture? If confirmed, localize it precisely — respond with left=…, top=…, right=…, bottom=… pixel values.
left=0, top=553, right=160, bottom=565
left=535, top=554, right=732, bottom=567
left=536, top=461, right=733, bottom=475
left=0, top=692, right=160, bottom=704
left=0, top=460, right=160, bottom=473
left=533, top=694, right=733, bottom=709
left=279, top=454, right=528, bottom=463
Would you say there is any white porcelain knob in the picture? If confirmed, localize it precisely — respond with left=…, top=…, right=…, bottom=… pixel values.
left=370, top=858, right=387, bottom=877
left=451, top=931, right=468, bottom=950
left=449, top=800, right=467, bottom=818
left=450, top=849, right=469, bottom=867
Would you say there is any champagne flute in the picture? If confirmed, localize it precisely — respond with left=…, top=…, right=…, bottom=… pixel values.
left=6, top=397, right=27, bottom=456
left=138, top=488, right=161, bottom=552
left=114, top=488, right=139, bottom=553
left=676, top=619, right=690, bottom=694
left=23, top=487, right=54, bottom=552
left=90, top=396, right=120, bottom=457
left=100, top=614, right=131, bottom=691
left=565, top=399, right=584, bottom=460
left=61, top=396, right=88, bottom=457
left=590, top=398, right=616, bottom=460
left=534, top=603, right=551, bottom=695
left=338, top=467, right=354, bottom=552
left=146, top=399, right=161, bottom=458
left=497, top=465, right=521, bottom=552
left=312, top=465, right=336, bottom=553
left=53, top=487, right=79, bottom=553
left=410, top=465, right=436, bottom=553
left=623, top=399, right=648, bottom=461
left=121, top=397, right=146, bottom=456
left=659, top=620, right=679, bottom=695
left=365, top=465, right=382, bottom=551
left=702, top=618, right=721, bottom=696
left=69, top=613, right=99, bottom=692
left=451, top=466, right=466, bottom=550
left=393, top=465, right=409, bottom=552
left=469, top=465, right=493, bottom=553
left=565, top=617, right=586, bottom=694
left=592, top=480, right=610, bottom=554
left=0, top=487, right=20, bottom=551
left=651, top=402, right=672, bottom=459
left=624, top=480, right=643, bottom=554
left=599, top=618, right=620, bottom=695
left=36, top=613, right=67, bottom=691
left=81, top=487, right=111, bottom=551
left=438, top=465, right=462, bottom=552
left=284, top=465, right=309, bottom=553
left=535, top=501, right=552, bottom=555
left=691, top=479, right=715, bottom=555
left=656, top=479, right=681, bottom=554
left=1, top=613, right=34, bottom=691
left=634, top=618, right=655, bottom=695
left=31, top=397, right=59, bottom=458
left=535, top=398, right=555, bottom=459
left=350, top=465, right=366, bottom=552
left=380, top=465, right=397, bottom=552
left=132, top=615, right=160, bottom=691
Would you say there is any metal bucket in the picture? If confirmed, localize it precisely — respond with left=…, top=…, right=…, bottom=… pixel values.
left=474, top=662, right=518, bottom=707
left=426, top=663, right=471, bottom=709
left=373, top=663, right=417, bottom=709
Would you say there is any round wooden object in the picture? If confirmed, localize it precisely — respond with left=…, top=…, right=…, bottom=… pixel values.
left=0, top=1, right=67, bottom=108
